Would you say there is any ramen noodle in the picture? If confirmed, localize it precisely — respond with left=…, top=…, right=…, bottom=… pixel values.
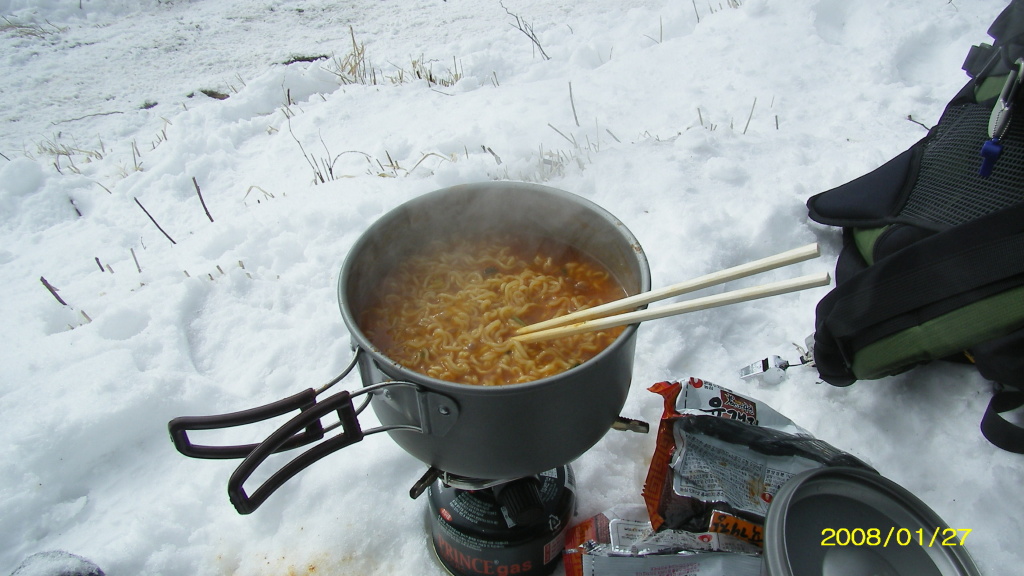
left=360, top=233, right=627, bottom=386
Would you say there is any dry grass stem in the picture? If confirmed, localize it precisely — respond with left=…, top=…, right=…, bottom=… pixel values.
left=1, top=16, right=66, bottom=38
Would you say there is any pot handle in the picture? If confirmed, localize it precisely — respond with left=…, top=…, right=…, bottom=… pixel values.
left=168, top=388, right=322, bottom=459
left=168, top=348, right=461, bottom=514
left=227, top=388, right=366, bottom=514
left=168, top=353, right=361, bottom=460
left=225, top=380, right=438, bottom=514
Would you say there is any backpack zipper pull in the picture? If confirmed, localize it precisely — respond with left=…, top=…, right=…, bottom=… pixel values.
left=980, top=58, right=1024, bottom=177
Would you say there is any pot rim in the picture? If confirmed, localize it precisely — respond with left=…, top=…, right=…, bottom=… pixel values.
left=337, top=181, right=652, bottom=394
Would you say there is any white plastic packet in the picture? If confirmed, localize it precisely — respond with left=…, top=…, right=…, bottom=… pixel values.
left=563, top=506, right=761, bottom=576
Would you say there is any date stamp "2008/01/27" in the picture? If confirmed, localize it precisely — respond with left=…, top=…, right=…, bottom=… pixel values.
left=821, top=527, right=971, bottom=548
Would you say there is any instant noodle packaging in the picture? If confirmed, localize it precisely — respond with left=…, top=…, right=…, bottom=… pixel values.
left=563, top=378, right=873, bottom=576
left=641, top=378, right=875, bottom=544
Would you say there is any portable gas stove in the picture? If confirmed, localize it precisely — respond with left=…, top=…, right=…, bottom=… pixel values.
left=413, top=467, right=577, bottom=576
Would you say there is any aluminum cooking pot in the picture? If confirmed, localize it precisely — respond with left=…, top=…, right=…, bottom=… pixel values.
left=168, top=182, right=651, bottom=514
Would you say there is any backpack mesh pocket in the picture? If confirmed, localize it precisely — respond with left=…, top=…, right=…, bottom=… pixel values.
left=900, top=102, right=1024, bottom=227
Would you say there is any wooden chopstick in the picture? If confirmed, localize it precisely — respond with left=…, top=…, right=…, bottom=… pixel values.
left=515, top=242, right=821, bottom=336
left=511, top=272, right=831, bottom=344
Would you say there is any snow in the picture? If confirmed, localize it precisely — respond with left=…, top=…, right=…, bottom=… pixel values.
left=1, top=0, right=1020, bottom=574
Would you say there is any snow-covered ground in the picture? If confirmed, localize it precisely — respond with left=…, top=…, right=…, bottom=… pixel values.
left=1, top=0, right=1020, bottom=574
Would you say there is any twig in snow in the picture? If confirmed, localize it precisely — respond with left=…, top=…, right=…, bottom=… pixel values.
left=569, top=82, right=580, bottom=127
left=906, top=115, right=931, bottom=130
left=482, top=146, right=503, bottom=165
left=50, top=110, right=123, bottom=126
left=192, top=177, right=214, bottom=222
left=95, top=257, right=104, bottom=272
left=501, top=2, right=550, bottom=60
left=40, top=276, right=67, bottom=306
left=643, top=17, right=664, bottom=44
left=548, top=123, right=575, bottom=145
left=743, top=97, right=757, bottom=134
left=288, top=119, right=344, bottom=184
left=131, top=248, right=141, bottom=273
left=131, top=140, right=141, bottom=172
left=134, top=197, right=176, bottom=245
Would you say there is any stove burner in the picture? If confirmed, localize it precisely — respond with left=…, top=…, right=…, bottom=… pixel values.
left=410, top=467, right=516, bottom=499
